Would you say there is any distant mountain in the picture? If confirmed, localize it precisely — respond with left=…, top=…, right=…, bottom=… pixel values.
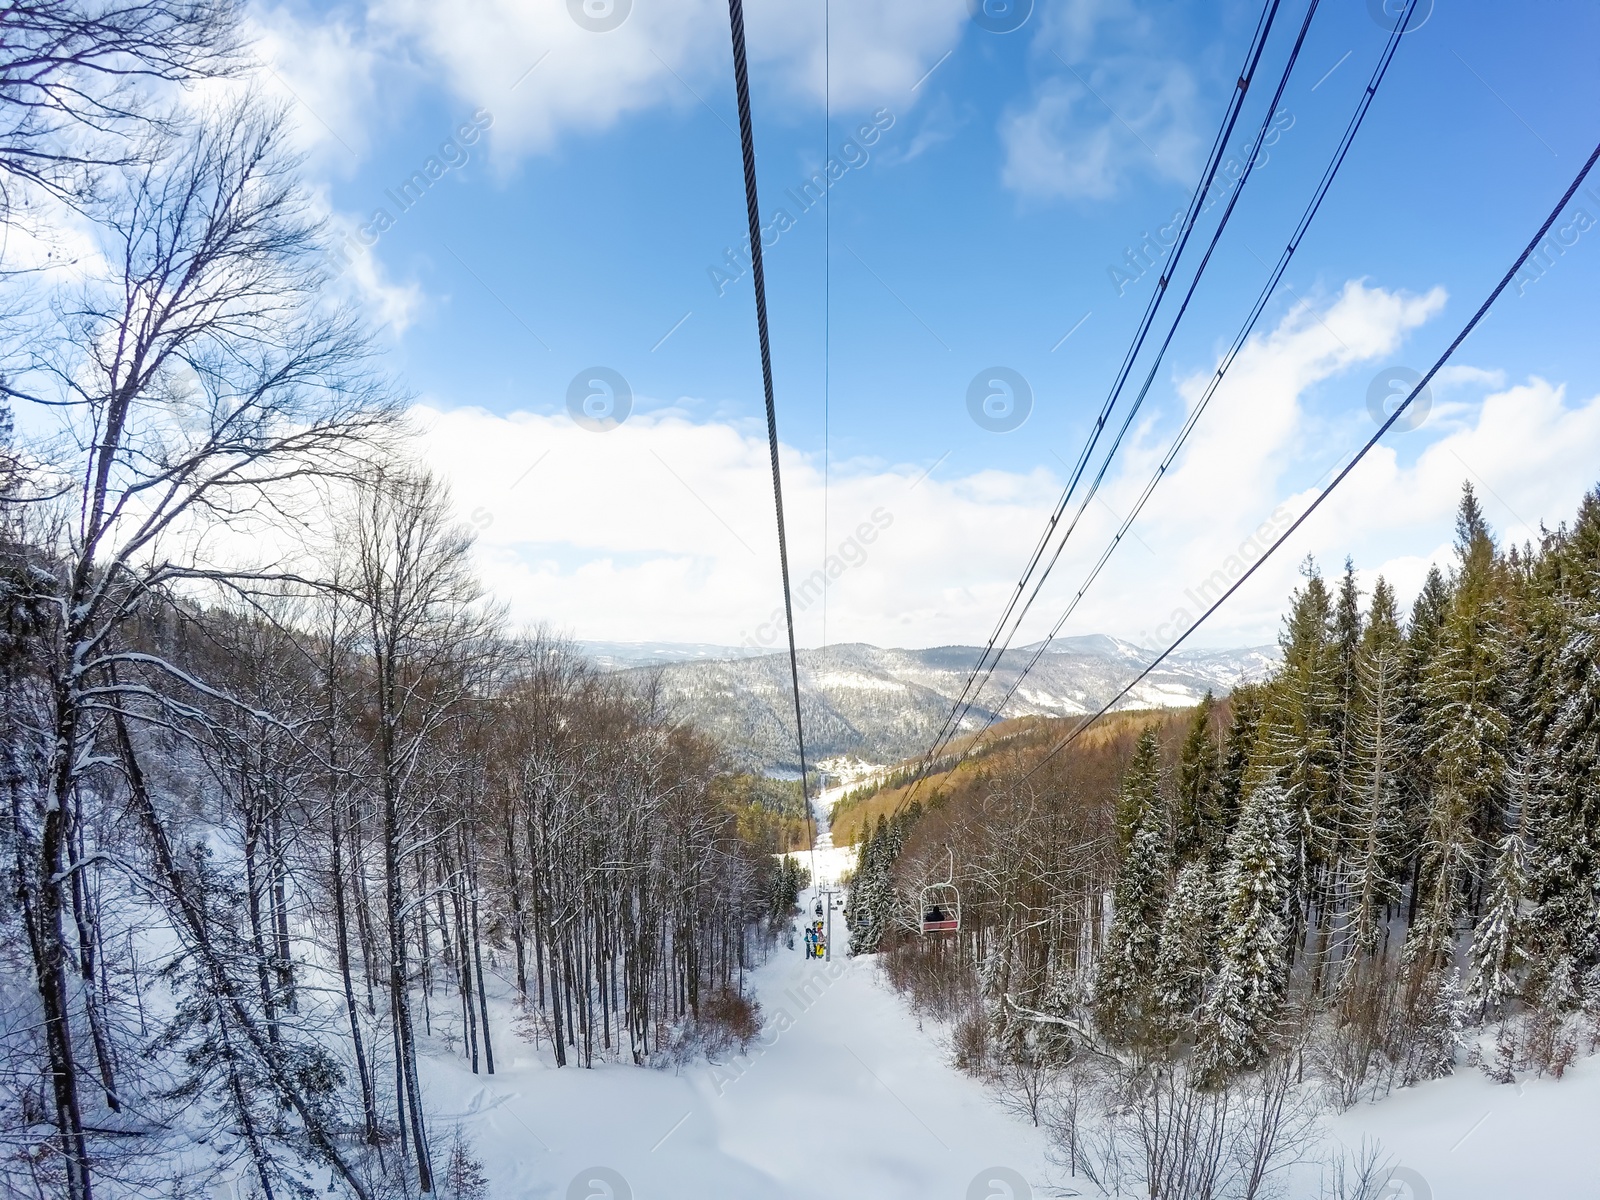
left=607, top=636, right=1279, bottom=772
left=578, top=641, right=758, bottom=670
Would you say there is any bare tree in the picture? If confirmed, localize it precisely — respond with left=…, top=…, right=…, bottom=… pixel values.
left=340, top=465, right=491, bottom=1195
left=0, top=92, right=393, bottom=1200
left=0, top=0, right=241, bottom=216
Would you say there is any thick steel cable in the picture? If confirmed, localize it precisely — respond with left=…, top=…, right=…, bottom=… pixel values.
left=907, top=0, right=1292, bottom=795
left=936, top=0, right=1324, bottom=756
left=725, top=0, right=817, bottom=874
left=1021, top=136, right=1600, bottom=781
left=973, top=0, right=1416, bottom=738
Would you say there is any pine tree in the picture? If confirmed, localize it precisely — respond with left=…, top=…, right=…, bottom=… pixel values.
left=1524, top=589, right=1600, bottom=992
left=1421, top=484, right=1510, bottom=865
left=1467, top=827, right=1528, bottom=1018
left=1196, top=783, right=1293, bottom=1082
left=1217, top=682, right=1264, bottom=836
left=1174, top=692, right=1221, bottom=863
left=1339, top=577, right=1407, bottom=968
left=1095, top=728, right=1170, bottom=1045
left=1152, top=861, right=1216, bottom=1043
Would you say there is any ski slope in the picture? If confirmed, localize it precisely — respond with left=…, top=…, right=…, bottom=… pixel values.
left=410, top=768, right=1600, bottom=1199
left=417, top=890, right=1052, bottom=1199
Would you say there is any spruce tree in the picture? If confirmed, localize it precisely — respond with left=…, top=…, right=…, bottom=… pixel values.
left=1217, top=682, right=1264, bottom=836
left=846, top=816, right=889, bottom=954
left=1340, top=576, right=1407, bottom=967
left=1113, top=724, right=1164, bottom=853
left=1330, top=559, right=1365, bottom=851
left=1467, top=826, right=1527, bottom=1018
left=1174, top=691, right=1221, bottom=863
left=1524, top=593, right=1600, bottom=992
left=1152, top=861, right=1216, bottom=1043
left=1197, top=783, right=1293, bottom=1082
left=1421, top=483, right=1509, bottom=863
left=1399, top=563, right=1450, bottom=832
left=1253, top=559, right=1339, bottom=967
left=1095, top=727, right=1170, bottom=1046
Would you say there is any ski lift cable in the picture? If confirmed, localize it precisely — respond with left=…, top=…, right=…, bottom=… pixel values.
left=907, top=0, right=1294, bottom=797
left=926, top=0, right=1328, bottom=761
left=910, top=0, right=1311, bottom=795
left=1021, top=135, right=1600, bottom=783
left=911, top=0, right=1289, bottom=770
left=968, top=0, right=1420, bottom=742
left=725, top=0, right=818, bottom=881
left=823, top=0, right=831, bottom=654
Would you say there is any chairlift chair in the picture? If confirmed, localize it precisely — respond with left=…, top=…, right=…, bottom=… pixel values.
left=920, top=847, right=961, bottom=934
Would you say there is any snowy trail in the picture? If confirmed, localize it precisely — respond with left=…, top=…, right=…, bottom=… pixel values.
left=413, top=762, right=1600, bottom=1199
left=416, top=769, right=1054, bottom=1198
left=419, top=891, right=1053, bottom=1199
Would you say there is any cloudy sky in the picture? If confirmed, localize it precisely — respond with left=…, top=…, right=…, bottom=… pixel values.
left=254, top=0, right=1598, bottom=650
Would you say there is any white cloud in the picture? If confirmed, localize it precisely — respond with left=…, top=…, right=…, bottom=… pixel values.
left=1000, top=0, right=1201, bottom=201
left=245, top=7, right=387, bottom=169
left=1000, top=61, right=1199, bottom=201
left=413, top=279, right=1600, bottom=652
left=360, top=0, right=967, bottom=164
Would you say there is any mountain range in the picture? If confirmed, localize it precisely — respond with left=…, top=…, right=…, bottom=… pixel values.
left=583, top=636, right=1279, bottom=772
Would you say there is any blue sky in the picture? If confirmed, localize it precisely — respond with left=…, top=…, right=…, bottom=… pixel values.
left=255, top=0, right=1600, bottom=649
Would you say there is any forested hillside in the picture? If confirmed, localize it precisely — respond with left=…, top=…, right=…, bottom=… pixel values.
left=848, top=483, right=1600, bottom=1183
left=0, top=16, right=801, bottom=1196
left=641, top=638, right=1278, bottom=772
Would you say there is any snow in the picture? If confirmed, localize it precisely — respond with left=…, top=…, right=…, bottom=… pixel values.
left=415, top=903, right=1052, bottom=1199
left=411, top=919, right=1600, bottom=1200
left=405, top=764, right=1600, bottom=1200
left=1325, top=1047, right=1600, bottom=1198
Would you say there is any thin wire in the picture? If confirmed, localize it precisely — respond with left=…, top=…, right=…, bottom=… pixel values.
left=725, top=0, right=817, bottom=877
left=938, top=0, right=1324, bottom=755
left=1022, top=136, right=1600, bottom=782
left=823, top=0, right=830, bottom=654
left=907, top=0, right=1291, bottom=795
left=972, top=0, right=1414, bottom=739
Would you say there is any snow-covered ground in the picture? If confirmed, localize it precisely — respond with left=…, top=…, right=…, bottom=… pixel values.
left=412, top=900, right=1600, bottom=1200
left=406, top=769, right=1600, bottom=1199
left=415, top=890, right=1052, bottom=1199
left=1325, top=1048, right=1600, bottom=1198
